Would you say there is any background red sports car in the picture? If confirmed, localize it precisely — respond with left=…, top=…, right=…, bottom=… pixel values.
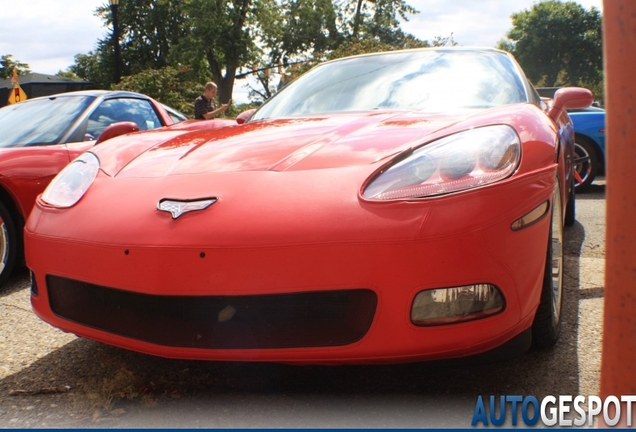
left=26, top=48, right=592, bottom=364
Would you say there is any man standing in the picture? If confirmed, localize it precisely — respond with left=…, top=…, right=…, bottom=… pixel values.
left=194, top=82, right=229, bottom=120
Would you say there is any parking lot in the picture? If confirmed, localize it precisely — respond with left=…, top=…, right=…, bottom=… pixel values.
left=0, top=180, right=606, bottom=428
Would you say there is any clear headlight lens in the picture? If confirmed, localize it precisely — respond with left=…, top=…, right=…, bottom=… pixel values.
left=42, top=152, right=100, bottom=208
left=411, top=284, right=504, bottom=326
left=363, top=125, right=521, bottom=200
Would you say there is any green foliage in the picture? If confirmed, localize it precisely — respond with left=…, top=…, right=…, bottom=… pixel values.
left=501, top=0, right=602, bottom=93
left=250, top=0, right=427, bottom=100
left=579, top=72, right=605, bottom=106
left=0, top=55, right=30, bottom=79
left=66, top=0, right=427, bottom=105
left=111, top=0, right=188, bottom=74
left=69, top=51, right=113, bottom=89
left=285, top=0, right=342, bottom=56
left=111, top=66, right=259, bottom=119
left=348, top=0, right=418, bottom=42
left=327, top=38, right=398, bottom=60
left=69, top=0, right=265, bottom=104
left=90, top=1, right=197, bottom=87
left=430, top=33, right=458, bottom=47
left=179, top=0, right=261, bottom=103
left=258, top=0, right=344, bottom=66
left=242, top=0, right=341, bottom=102
left=495, top=38, right=515, bottom=53
left=55, top=70, right=81, bottom=79
left=230, top=101, right=262, bottom=118
left=365, top=0, right=418, bottom=41
left=113, top=66, right=200, bottom=118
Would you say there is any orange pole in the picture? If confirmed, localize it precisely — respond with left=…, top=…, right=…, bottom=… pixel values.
left=601, top=0, right=636, bottom=425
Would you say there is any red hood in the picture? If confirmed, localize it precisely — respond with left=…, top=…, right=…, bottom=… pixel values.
left=94, top=110, right=476, bottom=178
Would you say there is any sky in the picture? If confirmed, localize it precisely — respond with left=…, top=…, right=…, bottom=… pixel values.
left=0, top=0, right=603, bottom=102
left=400, top=0, right=602, bottom=50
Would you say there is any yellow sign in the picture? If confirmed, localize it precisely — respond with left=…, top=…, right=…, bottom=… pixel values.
left=7, top=68, right=27, bottom=105
left=7, top=84, right=27, bottom=104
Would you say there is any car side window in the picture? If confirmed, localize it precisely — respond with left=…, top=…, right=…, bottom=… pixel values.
left=85, top=98, right=163, bottom=141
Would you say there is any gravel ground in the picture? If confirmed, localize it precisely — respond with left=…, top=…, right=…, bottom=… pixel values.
left=0, top=181, right=607, bottom=428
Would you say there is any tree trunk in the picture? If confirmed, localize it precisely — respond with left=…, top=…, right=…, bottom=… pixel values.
left=206, top=50, right=235, bottom=104
left=218, top=75, right=235, bottom=104
left=353, top=0, right=364, bottom=38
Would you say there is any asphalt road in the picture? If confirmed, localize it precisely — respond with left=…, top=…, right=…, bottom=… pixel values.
left=0, top=180, right=607, bottom=428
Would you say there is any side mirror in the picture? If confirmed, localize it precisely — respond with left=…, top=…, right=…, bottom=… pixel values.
left=236, top=109, right=257, bottom=125
left=548, top=87, right=594, bottom=120
left=95, top=121, right=140, bottom=145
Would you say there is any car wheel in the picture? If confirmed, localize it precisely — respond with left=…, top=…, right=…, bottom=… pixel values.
left=532, top=182, right=564, bottom=349
left=0, top=201, right=18, bottom=286
left=573, top=138, right=598, bottom=192
left=564, top=181, right=576, bottom=227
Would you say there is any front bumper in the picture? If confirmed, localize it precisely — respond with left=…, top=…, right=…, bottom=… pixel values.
left=26, top=166, right=555, bottom=364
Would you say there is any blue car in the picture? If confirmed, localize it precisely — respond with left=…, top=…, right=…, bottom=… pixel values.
left=568, top=107, right=606, bottom=192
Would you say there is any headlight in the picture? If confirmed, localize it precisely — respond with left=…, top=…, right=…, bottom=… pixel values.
left=42, top=152, right=100, bottom=208
left=362, top=125, right=521, bottom=200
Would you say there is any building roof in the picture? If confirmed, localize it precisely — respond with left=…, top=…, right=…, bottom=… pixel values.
left=0, top=72, right=91, bottom=89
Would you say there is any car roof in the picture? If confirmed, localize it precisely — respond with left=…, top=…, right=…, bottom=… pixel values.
left=323, top=46, right=510, bottom=65
left=21, top=89, right=152, bottom=103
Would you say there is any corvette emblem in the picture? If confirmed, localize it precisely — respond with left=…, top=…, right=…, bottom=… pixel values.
left=157, top=197, right=217, bottom=219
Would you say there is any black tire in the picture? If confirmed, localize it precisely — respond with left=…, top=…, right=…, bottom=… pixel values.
left=564, top=181, right=576, bottom=227
left=0, top=201, right=18, bottom=287
left=532, top=182, right=564, bottom=349
left=573, top=137, right=598, bottom=192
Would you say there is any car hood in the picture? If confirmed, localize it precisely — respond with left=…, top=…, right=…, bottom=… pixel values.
left=95, top=110, right=482, bottom=178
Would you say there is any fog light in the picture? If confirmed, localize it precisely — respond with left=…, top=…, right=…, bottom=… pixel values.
left=411, top=284, right=504, bottom=326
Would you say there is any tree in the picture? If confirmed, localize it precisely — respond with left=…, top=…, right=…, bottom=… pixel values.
left=67, top=0, right=424, bottom=104
left=82, top=1, right=194, bottom=88
left=172, top=0, right=262, bottom=104
left=0, top=55, right=30, bottom=79
left=56, top=70, right=81, bottom=79
left=244, top=0, right=423, bottom=102
left=113, top=66, right=200, bottom=117
left=241, top=0, right=343, bottom=102
left=349, top=0, right=418, bottom=42
left=69, top=0, right=267, bottom=104
left=431, top=33, right=458, bottom=47
left=96, top=0, right=190, bottom=76
left=68, top=51, right=113, bottom=89
left=259, top=0, right=343, bottom=66
left=499, top=0, right=602, bottom=88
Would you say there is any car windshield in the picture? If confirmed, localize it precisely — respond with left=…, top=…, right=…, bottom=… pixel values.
left=162, top=104, right=189, bottom=123
left=0, top=95, right=94, bottom=148
left=253, top=49, right=528, bottom=120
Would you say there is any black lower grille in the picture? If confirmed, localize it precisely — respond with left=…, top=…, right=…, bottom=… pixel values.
left=46, top=276, right=377, bottom=349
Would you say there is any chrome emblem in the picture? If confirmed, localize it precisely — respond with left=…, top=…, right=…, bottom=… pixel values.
left=157, top=197, right=217, bottom=219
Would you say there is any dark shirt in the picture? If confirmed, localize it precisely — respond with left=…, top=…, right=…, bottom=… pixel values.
left=194, top=95, right=216, bottom=120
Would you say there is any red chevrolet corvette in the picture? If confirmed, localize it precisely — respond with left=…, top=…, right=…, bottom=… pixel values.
left=25, top=48, right=591, bottom=364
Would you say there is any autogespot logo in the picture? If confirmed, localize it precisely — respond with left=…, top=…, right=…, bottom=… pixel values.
left=471, top=395, right=636, bottom=427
